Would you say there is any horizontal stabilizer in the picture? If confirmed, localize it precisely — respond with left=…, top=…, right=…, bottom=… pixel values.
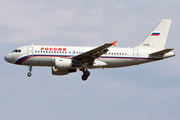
left=150, top=49, right=174, bottom=55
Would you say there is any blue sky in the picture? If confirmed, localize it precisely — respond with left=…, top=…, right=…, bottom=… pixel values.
left=0, top=0, right=180, bottom=120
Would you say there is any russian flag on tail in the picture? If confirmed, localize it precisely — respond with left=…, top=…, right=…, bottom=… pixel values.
left=151, top=32, right=160, bottom=36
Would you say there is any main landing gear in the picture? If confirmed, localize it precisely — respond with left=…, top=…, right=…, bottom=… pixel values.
left=27, top=65, right=32, bottom=77
left=80, top=69, right=90, bottom=81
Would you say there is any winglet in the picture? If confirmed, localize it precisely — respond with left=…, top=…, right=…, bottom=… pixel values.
left=111, top=41, right=117, bottom=46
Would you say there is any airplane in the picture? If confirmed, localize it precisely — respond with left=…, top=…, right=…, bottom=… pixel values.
left=4, top=19, right=175, bottom=81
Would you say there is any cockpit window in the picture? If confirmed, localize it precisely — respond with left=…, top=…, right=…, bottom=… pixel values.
left=12, top=49, right=21, bottom=53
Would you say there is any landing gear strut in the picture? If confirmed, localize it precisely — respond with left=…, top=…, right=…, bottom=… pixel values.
left=27, top=65, right=32, bottom=77
left=80, top=69, right=90, bottom=81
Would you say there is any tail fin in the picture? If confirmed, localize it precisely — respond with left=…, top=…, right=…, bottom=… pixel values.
left=136, top=19, right=172, bottom=50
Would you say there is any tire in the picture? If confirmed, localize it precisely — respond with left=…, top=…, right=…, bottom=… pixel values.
left=27, top=72, right=32, bottom=77
left=84, top=70, right=90, bottom=77
left=82, top=75, right=87, bottom=81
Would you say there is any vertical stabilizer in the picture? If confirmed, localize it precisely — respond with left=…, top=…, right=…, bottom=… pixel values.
left=137, top=19, right=172, bottom=50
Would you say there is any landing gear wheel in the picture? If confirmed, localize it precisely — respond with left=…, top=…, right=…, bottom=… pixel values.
left=84, top=70, right=90, bottom=77
left=27, top=72, right=32, bottom=77
left=80, top=69, right=90, bottom=81
left=82, top=74, right=88, bottom=81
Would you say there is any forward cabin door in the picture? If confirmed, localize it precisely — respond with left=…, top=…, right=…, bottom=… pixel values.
left=27, top=45, right=33, bottom=57
left=133, top=49, right=139, bottom=60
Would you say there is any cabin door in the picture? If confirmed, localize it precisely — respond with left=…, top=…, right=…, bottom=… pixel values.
left=133, top=49, right=139, bottom=60
left=27, top=45, right=33, bottom=57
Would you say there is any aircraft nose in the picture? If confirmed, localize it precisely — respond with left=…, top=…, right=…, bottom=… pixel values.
left=4, top=54, right=13, bottom=63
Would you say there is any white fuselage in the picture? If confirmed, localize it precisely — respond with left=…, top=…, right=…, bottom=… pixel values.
left=5, top=45, right=175, bottom=69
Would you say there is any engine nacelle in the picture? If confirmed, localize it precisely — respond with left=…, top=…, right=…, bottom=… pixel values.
left=51, top=66, right=76, bottom=76
left=54, top=58, right=72, bottom=69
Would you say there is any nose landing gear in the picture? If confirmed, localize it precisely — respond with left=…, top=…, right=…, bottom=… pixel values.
left=27, top=65, right=32, bottom=77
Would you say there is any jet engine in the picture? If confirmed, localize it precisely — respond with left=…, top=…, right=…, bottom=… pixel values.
left=52, top=58, right=76, bottom=76
left=54, top=58, right=72, bottom=69
left=51, top=66, right=76, bottom=76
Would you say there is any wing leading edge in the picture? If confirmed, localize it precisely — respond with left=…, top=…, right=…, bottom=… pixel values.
left=72, top=41, right=117, bottom=60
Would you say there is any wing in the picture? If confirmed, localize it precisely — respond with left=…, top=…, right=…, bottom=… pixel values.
left=72, top=41, right=117, bottom=65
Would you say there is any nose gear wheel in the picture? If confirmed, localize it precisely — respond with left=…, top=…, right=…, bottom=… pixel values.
left=27, top=72, right=32, bottom=77
left=27, top=65, right=32, bottom=77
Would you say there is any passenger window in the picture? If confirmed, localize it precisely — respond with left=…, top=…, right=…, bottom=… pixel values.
left=54, top=51, right=56, bottom=53
left=69, top=51, right=71, bottom=54
left=46, top=51, right=48, bottom=53
left=122, top=53, right=124, bottom=55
